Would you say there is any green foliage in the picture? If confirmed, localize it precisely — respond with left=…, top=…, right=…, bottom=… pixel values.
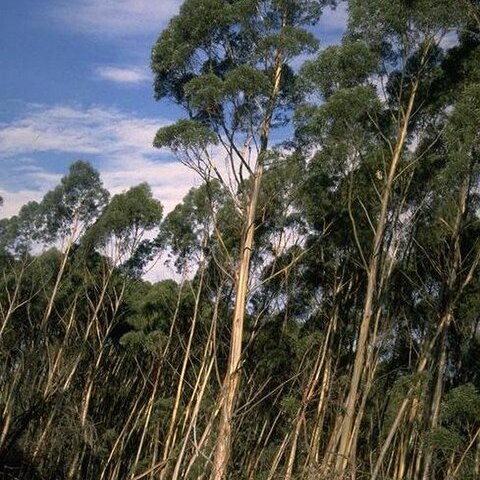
left=426, top=426, right=463, bottom=452
left=152, top=0, right=332, bottom=165
left=0, top=161, right=108, bottom=254
left=280, top=395, right=301, bottom=421
left=2, top=2, right=480, bottom=480
left=39, top=160, right=109, bottom=242
left=83, top=183, right=163, bottom=261
left=441, top=383, right=480, bottom=426
left=159, top=180, right=231, bottom=268
left=0, top=201, right=43, bottom=253
left=223, top=66, right=271, bottom=97
left=347, top=0, right=465, bottom=46
left=301, top=42, right=379, bottom=98
left=154, top=119, right=218, bottom=152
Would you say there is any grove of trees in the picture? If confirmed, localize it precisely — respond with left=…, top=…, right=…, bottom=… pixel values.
left=1, top=1, right=479, bottom=479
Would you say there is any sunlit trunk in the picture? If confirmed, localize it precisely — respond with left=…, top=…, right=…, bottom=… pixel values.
left=210, top=35, right=285, bottom=479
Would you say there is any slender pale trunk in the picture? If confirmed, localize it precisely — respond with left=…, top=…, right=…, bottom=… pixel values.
left=332, top=78, right=420, bottom=477
left=393, top=435, right=407, bottom=480
left=52, top=265, right=114, bottom=402
left=286, top=306, right=337, bottom=480
left=247, top=411, right=283, bottom=479
left=169, top=288, right=223, bottom=479
left=42, top=246, right=71, bottom=328
left=474, top=428, right=480, bottom=478
left=0, top=412, right=12, bottom=453
left=245, top=418, right=271, bottom=478
left=172, top=355, right=216, bottom=480
left=67, top=449, right=81, bottom=480
left=266, top=433, right=291, bottom=480
left=0, top=353, right=23, bottom=453
left=130, top=369, right=161, bottom=479
left=99, top=383, right=148, bottom=480
left=80, top=280, right=125, bottom=428
left=32, top=407, right=57, bottom=461
left=285, top=412, right=303, bottom=480
left=210, top=37, right=285, bottom=479
left=420, top=327, right=448, bottom=480
left=0, top=259, right=28, bottom=338
left=150, top=426, right=160, bottom=480
left=42, top=218, right=80, bottom=329
left=160, top=265, right=205, bottom=478
left=372, top=177, right=473, bottom=480
left=371, top=305, right=461, bottom=480
left=445, top=422, right=480, bottom=480
left=210, top=167, right=263, bottom=480
left=308, top=356, right=332, bottom=466
left=372, top=394, right=412, bottom=480
left=80, top=335, right=109, bottom=427
left=44, top=298, right=78, bottom=396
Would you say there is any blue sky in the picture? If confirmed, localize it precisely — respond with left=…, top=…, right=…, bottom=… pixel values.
left=0, top=0, right=347, bottom=219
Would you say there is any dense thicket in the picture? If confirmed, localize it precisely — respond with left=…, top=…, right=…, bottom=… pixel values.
left=1, top=1, right=479, bottom=479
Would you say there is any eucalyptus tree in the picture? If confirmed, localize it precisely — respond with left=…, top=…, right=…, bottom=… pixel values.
left=151, top=1, right=334, bottom=477
left=378, top=35, right=480, bottom=480
left=0, top=162, right=111, bottom=479
left=0, top=167, right=167, bottom=480
left=39, top=161, right=109, bottom=245
left=77, top=183, right=163, bottom=425
left=0, top=201, right=43, bottom=255
left=349, top=25, right=480, bottom=480
left=83, top=183, right=163, bottom=266
left=0, top=161, right=108, bottom=367
left=297, top=0, right=468, bottom=477
left=416, top=90, right=479, bottom=480
left=59, top=181, right=162, bottom=480
left=38, top=161, right=109, bottom=327
left=160, top=180, right=231, bottom=275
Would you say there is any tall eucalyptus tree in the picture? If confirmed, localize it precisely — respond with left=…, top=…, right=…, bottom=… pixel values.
left=297, top=0, right=468, bottom=476
left=151, top=1, right=333, bottom=477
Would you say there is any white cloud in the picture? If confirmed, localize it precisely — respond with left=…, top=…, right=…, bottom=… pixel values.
left=0, top=159, right=62, bottom=216
left=0, top=103, right=206, bottom=281
left=95, top=65, right=151, bottom=84
left=0, top=188, right=44, bottom=219
left=101, top=157, right=200, bottom=214
left=0, top=105, right=164, bottom=157
left=52, top=0, right=182, bottom=36
left=0, top=104, right=198, bottom=218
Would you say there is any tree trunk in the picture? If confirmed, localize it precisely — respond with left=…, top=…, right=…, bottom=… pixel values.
left=210, top=165, right=264, bottom=480
left=331, top=77, right=421, bottom=478
left=209, top=33, right=285, bottom=479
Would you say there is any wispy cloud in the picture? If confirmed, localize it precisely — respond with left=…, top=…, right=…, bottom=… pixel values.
left=102, top=157, right=200, bottom=214
left=0, top=104, right=163, bottom=157
left=95, top=65, right=151, bottom=84
left=0, top=157, right=62, bottom=217
left=52, top=0, right=182, bottom=36
left=0, top=104, right=198, bottom=217
left=0, top=187, right=49, bottom=219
